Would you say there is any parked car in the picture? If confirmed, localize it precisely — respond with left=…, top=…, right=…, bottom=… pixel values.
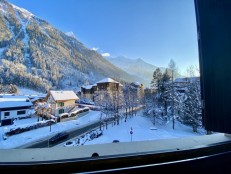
left=96, top=130, right=103, bottom=137
left=49, top=131, right=69, bottom=144
left=63, top=140, right=75, bottom=147
left=112, top=140, right=120, bottom=143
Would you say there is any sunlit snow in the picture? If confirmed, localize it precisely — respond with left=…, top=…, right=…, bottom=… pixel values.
left=0, top=109, right=205, bottom=149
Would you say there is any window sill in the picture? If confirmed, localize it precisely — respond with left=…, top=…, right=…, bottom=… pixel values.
left=0, top=133, right=231, bottom=173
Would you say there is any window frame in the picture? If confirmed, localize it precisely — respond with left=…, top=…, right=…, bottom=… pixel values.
left=4, top=112, right=10, bottom=117
left=58, top=102, right=64, bottom=107
left=59, top=109, right=64, bottom=114
left=1, top=1, right=231, bottom=173
left=17, top=110, right=26, bottom=115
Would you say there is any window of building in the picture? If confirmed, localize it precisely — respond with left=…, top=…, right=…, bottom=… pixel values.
left=58, top=102, right=64, bottom=107
left=59, top=109, right=64, bottom=114
left=17, top=110, right=26, bottom=115
left=4, top=112, right=10, bottom=116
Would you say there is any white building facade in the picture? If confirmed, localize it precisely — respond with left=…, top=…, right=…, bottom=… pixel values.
left=0, top=96, right=33, bottom=126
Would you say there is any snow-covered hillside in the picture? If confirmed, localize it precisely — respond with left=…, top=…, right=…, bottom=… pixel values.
left=17, top=87, right=46, bottom=95
left=0, top=0, right=138, bottom=92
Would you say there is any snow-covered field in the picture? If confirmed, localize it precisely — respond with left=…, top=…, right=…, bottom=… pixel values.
left=0, top=109, right=206, bottom=149
left=57, top=111, right=206, bottom=147
left=81, top=112, right=205, bottom=146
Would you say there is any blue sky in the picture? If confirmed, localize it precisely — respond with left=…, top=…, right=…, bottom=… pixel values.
left=9, top=0, right=199, bottom=74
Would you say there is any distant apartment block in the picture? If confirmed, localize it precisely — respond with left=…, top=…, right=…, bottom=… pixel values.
left=81, top=78, right=123, bottom=102
left=81, top=78, right=144, bottom=105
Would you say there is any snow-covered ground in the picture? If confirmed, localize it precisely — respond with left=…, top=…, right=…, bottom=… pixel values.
left=0, top=111, right=101, bottom=149
left=0, top=109, right=206, bottom=149
left=17, top=87, right=45, bottom=96
left=83, top=112, right=205, bottom=146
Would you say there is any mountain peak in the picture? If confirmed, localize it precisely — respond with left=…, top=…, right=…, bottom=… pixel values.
left=136, top=58, right=143, bottom=62
left=10, top=3, right=34, bottom=19
left=65, top=31, right=77, bottom=39
left=108, top=56, right=161, bottom=87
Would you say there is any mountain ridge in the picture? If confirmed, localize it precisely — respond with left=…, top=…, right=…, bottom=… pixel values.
left=108, top=56, right=166, bottom=87
left=0, top=0, right=142, bottom=92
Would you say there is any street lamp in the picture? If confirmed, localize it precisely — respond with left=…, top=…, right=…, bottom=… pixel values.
left=48, top=138, right=50, bottom=148
left=49, top=116, right=51, bottom=132
left=130, top=127, right=133, bottom=142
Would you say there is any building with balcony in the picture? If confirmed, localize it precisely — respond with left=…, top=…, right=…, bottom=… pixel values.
left=47, top=90, right=79, bottom=116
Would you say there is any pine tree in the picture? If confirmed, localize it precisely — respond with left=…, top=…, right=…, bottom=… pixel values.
left=150, top=68, right=162, bottom=92
left=180, top=81, right=202, bottom=132
left=159, top=69, right=171, bottom=117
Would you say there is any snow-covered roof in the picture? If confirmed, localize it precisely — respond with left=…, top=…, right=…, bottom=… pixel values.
left=0, top=95, right=31, bottom=108
left=174, top=78, right=189, bottom=83
left=130, top=82, right=142, bottom=87
left=25, top=94, right=47, bottom=98
left=50, top=90, right=79, bottom=101
left=135, top=82, right=141, bottom=85
left=174, top=77, right=200, bottom=83
left=30, top=97, right=45, bottom=103
left=0, top=100, right=33, bottom=109
left=96, top=78, right=119, bottom=84
left=82, top=85, right=93, bottom=90
left=0, top=94, right=29, bottom=100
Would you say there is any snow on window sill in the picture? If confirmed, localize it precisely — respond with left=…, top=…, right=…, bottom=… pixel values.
left=0, top=133, right=230, bottom=163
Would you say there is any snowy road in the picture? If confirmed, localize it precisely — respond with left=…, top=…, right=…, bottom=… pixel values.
left=27, top=121, right=101, bottom=148
left=0, top=111, right=101, bottom=149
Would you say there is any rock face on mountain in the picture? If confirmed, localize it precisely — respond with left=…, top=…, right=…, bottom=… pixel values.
left=0, top=0, right=138, bottom=92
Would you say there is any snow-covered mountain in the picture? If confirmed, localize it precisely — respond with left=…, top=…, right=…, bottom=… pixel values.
left=65, top=31, right=77, bottom=39
left=0, top=0, right=139, bottom=92
left=108, top=56, right=166, bottom=87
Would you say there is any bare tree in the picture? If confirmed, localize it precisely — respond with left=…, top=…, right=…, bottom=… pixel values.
left=168, top=59, right=178, bottom=130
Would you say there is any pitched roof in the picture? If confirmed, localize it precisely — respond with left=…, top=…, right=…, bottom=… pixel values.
left=50, top=90, right=79, bottom=101
left=82, top=85, right=93, bottom=90
left=0, top=94, right=29, bottom=100
left=0, top=99, right=33, bottom=109
left=96, top=78, right=119, bottom=84
left=174, top=77, right=200, bottom=83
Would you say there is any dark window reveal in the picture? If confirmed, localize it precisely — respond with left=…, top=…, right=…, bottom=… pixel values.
left=4, top=112, right=10, bottom=116
left=195, top=0, right=231, bottom=134
left=59, top=109, right=64, bottom=114
left=17, top=110, right=26, bottom=115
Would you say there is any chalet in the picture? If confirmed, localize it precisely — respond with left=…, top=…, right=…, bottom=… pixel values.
left=0, top=95, right=33, bottom=126
left=47, top=90, right=79, bottom=116
left=174, top=77, right=200, bottom=93
left=81, top=84, right=97, bottom=101
left=96, top=78, right=122, bottom=92
left=81, top=78, right=123, bottom=102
